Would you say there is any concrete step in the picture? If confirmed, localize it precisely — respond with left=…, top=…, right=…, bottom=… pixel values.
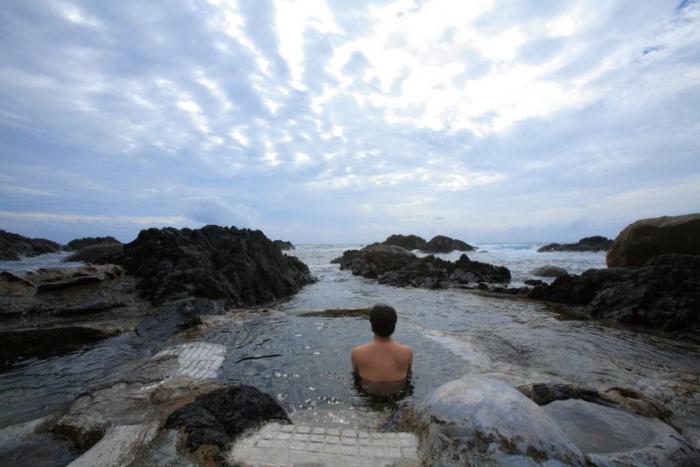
left=228, top=422, right=420, bottom=467
left=68, top=422, right=159, bottom=467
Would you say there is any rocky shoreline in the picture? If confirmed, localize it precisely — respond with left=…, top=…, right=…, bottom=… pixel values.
left=0, top=215, right=698, bottom=465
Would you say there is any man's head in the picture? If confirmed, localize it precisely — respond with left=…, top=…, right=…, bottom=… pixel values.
left=370, top=304, right=397, bottom=338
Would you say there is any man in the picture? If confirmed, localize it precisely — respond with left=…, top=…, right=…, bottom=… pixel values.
left=351, top=304, right=413, bottom=396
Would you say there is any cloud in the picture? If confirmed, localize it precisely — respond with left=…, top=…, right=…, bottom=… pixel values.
left=0, top=0, right=698, bottom=243
left=182, top=196, right=259, bottom=227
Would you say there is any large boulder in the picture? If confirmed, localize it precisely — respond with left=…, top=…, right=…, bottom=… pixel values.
left=531, top=265, right=569, bottom=277
left=165, top=385, right=290, bottom=450
left=0, top=229, right=61, bottom=261
left=529, top=254, right=700, bottom=341
left=65, top=242, right=124, bottom=264
left=538, top=236, right=613, bottom=252
left=414, top=376, right=586, bottom=466
left=382, top=234, right=427, bottom=250
left=64, top=236, right=120, bottom=252
left=122, top=225, right=315, bottom=306
left=421, top=235, right=475, bottom=253
left=607, top=213, right=700, bottom=267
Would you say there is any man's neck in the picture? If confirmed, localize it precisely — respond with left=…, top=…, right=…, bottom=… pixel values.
left=373, top=335, right=392, bottom=343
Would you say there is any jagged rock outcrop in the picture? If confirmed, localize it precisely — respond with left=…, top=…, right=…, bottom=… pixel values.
left=122, top=225, right=315, bottom=306
left=607, top=213, right=700, bottom=267
left=538, top=236, right=613, bottom=252
left=0, top=264, right=150, bottom=369
left=165, top=385, right=290, bottom=450
left=420, top=235, right=475, bottom=253
left=381, top=234, right=427, bottom=250
left=332, top=244, right=510, bottom=289
left=272, top=240, right=294, bottom=250
left=529, top=254, right=700, bottom=341
left=0, top=229, right=61, bottom=261
left=64, top=236, right=121, bottom=251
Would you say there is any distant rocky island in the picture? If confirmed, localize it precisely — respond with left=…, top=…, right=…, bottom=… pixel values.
left=381, top=233, right=475, bottom=253
left=538, top=235, right=613, bottom=252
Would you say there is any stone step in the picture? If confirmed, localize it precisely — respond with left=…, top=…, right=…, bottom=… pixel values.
left=228, top=422, right=420, bottom=467
left=68, top=422, right=159, bottom=467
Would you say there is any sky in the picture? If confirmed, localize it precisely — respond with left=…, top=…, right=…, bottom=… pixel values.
left=1, top=0, right=699, bottom=244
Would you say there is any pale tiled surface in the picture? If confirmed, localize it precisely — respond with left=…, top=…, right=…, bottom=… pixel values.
left=229, top=423, right=420, bottom=467
left=154, top=342, right=226, bottom=379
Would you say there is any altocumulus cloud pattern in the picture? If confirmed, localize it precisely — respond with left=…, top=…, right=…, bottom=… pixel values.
left=0, top=0, right=699, bottom=243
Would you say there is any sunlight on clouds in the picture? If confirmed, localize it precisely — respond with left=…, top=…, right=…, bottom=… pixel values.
left=306, top=168, right=505, bottom=192
left=328, top=0, right=594, bottom=134
left=275, top=0, right=341, bottom=89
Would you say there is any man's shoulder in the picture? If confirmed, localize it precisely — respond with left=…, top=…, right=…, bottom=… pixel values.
left=392, top=341, right=413, bottom=357
left=352, top=342, right=372, bottom=354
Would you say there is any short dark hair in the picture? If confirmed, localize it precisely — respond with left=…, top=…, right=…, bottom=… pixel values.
left=370, top=304, right=397, bottom=337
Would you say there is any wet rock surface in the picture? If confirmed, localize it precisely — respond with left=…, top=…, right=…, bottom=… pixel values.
left=165, top=385, right=290, bottom=451
left=135, top=299, right=204, bottom=342
left=538, top=235, right=613, bottom=252
left=122, top=225, right=315, bottom=306
left=0, top=229, right=61, bottom=261
left=529, top=254, right=700, bottom=341
left=415, top=376, right=586, bottom=466
left=333, top=244, right=510, bottom=288
left=420, top=234, right=475, bottom=253
left=607, top=213, right=700, bottom=267
left=0, top=327, right=117, bottom=370
left=0, top=265, right=150, bottom=369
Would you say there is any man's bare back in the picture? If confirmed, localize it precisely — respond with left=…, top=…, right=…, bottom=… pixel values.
left=351, top=338, right=412, bottom=382
left=351, top=304, right=413, bottom=395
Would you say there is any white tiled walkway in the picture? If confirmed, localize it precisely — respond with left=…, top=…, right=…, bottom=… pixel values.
left=154, top=342, right=226, bottom=379
left=228, top=422, right=420, bottom=467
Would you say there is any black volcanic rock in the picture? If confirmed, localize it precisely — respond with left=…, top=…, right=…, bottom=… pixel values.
left=607, top=213, right=700, bottom=267
left=0, top=229, right=61, bottom=261
left=538, top=236, right=613, bottom=252
left=421, top=235, right=475, bottom=253
left=529, top=254, right=700, bottom=341
left=64, top=236, right=120, bottom=251
left=272, top=240, right=295, bottom=250
left=333, top=244, right=509, bottom=289
left=165, top=385, right=290, bottom=450
left=382, top=234, right=427, bottom=250
left=122, top=225, right=315, bottom=306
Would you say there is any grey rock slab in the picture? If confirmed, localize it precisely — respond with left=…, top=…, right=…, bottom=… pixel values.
left=415, top=376, right=587, bottom=466
left=544, top=399, right=700, bottom=466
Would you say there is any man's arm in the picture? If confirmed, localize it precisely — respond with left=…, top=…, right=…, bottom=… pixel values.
left=351, top=347, right=359, bottom=375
